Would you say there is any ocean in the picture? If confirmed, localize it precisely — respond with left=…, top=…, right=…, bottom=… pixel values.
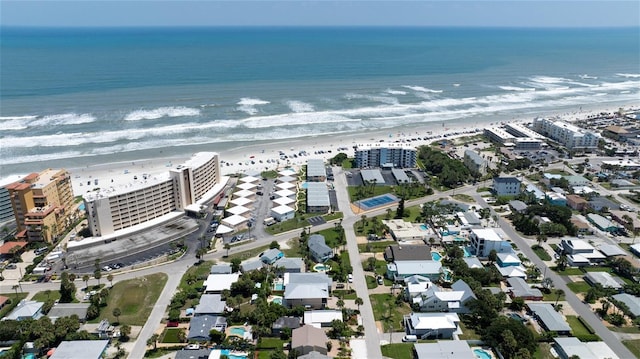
left=1, top=27, right=639, bottom=176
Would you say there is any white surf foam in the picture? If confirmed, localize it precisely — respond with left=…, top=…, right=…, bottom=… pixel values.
left=498, top=86, right=536, bottom=92
left=616, top=73, right=640, bottom=78
left=236, top=97, right=270, bottom=115
left=385, top=89, right=407, bottom=95
left=402, top=85, right=443, bottom=93
left=286, top=100, right=315, bottom=113
left=0, top=115, right=38, bottom=121
left=124, top=106, right=200, bottom=121
left=345, top=93, right=399, bottom=105
left=579, top=74, right=598, bottom=79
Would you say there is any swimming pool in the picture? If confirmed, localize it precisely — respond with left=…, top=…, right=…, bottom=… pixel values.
left=473, top=348, right=493, bottom=359
left=355, top=194, right=400, bottom=211
left=221, top=349, right=248, bottom=359
left=229, top=327, right=246, bottom=336
left=431, top=252, right=442, bottom=261
left=419, top=224, right=429, bottom=231
left=313, top=263, right=331, bottom=272
left=273, top=283, right=284, bottom=291
left=301, top=182, right=308, bottom=189
left=271, top=296, right=283, bottom=305
left=463, top=247, right=472, bottom=257
left=78, top=203, right=86, bottom=211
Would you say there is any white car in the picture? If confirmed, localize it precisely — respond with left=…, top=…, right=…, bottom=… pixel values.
left=348, top=274, right=353, bottom=283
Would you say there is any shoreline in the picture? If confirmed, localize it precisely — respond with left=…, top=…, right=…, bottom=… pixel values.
left=60, top=103, right=636, bottom=197
left=2, top=102, right=636, bottom=195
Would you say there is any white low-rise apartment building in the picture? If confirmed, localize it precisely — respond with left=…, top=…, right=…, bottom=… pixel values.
left=532, top=118, right=599, bottom=151
left=354, top=143, right=417, bottom=168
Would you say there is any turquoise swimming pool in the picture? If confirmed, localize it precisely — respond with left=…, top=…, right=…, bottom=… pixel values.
left=420, top=224, right=429, bottom=230
left=463, top=247, right=472, bottom=257
left=221, top=349, right=248, bottom=359
left=431, top=252, right=442, bottom=261
left=230, top=327, right=246, bottom=336
left=272, top=297, right=283, bottom=305
left=474, top=348, right=492, bottom=359
left=273, top=283, right=284, bottom=290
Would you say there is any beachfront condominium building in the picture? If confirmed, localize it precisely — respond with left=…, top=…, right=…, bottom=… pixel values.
left=84, top=152, right=222, bottom=237
left=354, top=143, right=417, bottom=168
left=5, top=169, right=75, bottom=242
left=532, top=118, right=599, bottom=151
left=306, top=159, right=327, bottom=182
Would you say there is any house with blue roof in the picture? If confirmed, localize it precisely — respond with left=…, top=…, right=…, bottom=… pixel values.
left=261, top=248, right=284, bottom=264
left=308, top=234, right=333, bottom=263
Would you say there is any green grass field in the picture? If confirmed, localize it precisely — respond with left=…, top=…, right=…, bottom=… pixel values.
left=358, top=240, right=395, bottom=253
left=32, top=290, right=62, bottom=303
left=370, top=293, right=411, bottom=332
left=532, top=245, right=552, bottom=261
left=381, top=343, right=414, bottom=359
left=623, top=339, right=640, bottom=358
left=565, top=315, right=591, bottom=336
left=100, top=273, right=168, bottom=325
left=566, top=281, right=591, bottom=294
left=161, top=328, right=184, bottom=343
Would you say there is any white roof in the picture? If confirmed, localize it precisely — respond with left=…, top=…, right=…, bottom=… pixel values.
left=434, top=291, right=465, bottom=302
left=273, top=196, right=295, bottom=206
left=230, top=197, right=253, bottom=206
left=471, top=228, right=503, bottom=242
left=495, top=263, right=526, bottom=278
left=227, top=205, right=251, bottom=216
left=497, top=252, right=521, bottom=264
left=276, top=182, right=296, bottom=190
left=237, top=182, right=257, bottom=190
left=279, top=168, right=297, bottom=177
left=631, top=243, right=640, bottom=253
left=303, top=310, right=342, bottom=326
left=203, top=273, right=240, bottom=292
left=274, top=189, right=296, bottom=197
left=278, top=175, right=297, bottom=183
left=234, top=189, right=255, bottom=198
left=50, top=340, right=110, bottom=359
left=272, top=205, right=295, bottom=215
left=408, top=312, right=459, bottom=330
left=222, top=214, right=249, bottom=226
left=285, top=283, right=329, bottom=300
left=394, top=260, right=442, bottom=275
left=239, top=175, right=259, bottom=183
left=215, top=224, right=233, bottom=234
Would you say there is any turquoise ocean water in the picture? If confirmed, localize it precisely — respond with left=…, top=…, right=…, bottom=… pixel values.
left=1, top=27, right=638, bottom=175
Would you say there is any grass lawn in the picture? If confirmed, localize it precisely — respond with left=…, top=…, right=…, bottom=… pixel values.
left=451, top=194, right=474, bottom=203
left=282, top=238, right=302, bottom=258
left=0, top=292, right=28, bottom=318
left=266, top=212, right=343, bottom=235
left=535, top=343, right=556, bottom=359
left=609, top=326, right=640, bottom=333
left=542, top=291, right=565, bottom=302
left=333, top=289, right=358, bottom=300
left=99, top=273, right=168, bottom=326
left=381, top=343, right=414, bottom=359
left=532, top=245, right=552, bottom=261
left=623, top=339, right=640, bottom=358
left=366, top=275, right=378, bottom=289
left=32, top=290, right=62, bottom=302
left=348, top=186, right=394, bottom=202
left=566, top=281, right=591, bottom=294
left=555, top=267, right=584, bottom=276
left=582, top=266, right=613, bottom=272
left=257, top=337, right=284, bottom=350
left=458, top=321, right=481, bottom=340
left=358, top=240, right=395, bottom=253
left=566, top=315, right=592, bottom=336
left=370, top=293, right=412, bottom=332
left=161, top=328, right=184, bottom=343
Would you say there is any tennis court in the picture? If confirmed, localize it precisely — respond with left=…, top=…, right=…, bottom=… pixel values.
left=354, top=193, right=400, bottom=211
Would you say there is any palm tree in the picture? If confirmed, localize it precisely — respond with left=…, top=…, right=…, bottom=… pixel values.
left=336, top=299, right=345, bottom=311
left=107, top=274, right=114, bottom=287
left=541, top=277, right=554, bottom=292
left=555, top=289, right=565, bottom=307
left=113, top=307, right=122, bottom=324
left=82, top=274, right=90, bottom=290
left=224, top=243, right=231, bottom=257
left=355, top=297, right=363, bottom=311
left=147, top=333, right=159, bottom=350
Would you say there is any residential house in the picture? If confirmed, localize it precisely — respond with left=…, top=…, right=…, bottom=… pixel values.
left=414, top=341, right=476, bottom=359
left=308, top=234, right=333, bottom=263
left=2, top=300, right=43, bottom=321
left=194, top=294, right=226, bottom=316
left=546, top=192, right=567, bottom=206
left=508, top=200, right=528, bottom=214
left=272, top=316, right=301, bottom=335
left=203, top=273, right=240, bottom=294
left=187, top=315, right=227, bottom=341
left=291, top=325, right=329, bottom=356
left=410, top=279, right=476, bottom=313
left=50, top=340, right=109, bottom=359
left=47, top=303, right=90, bottom=322
left=631, top=243, right=640, bottom=257
left=564, top=175, right=589, bottom=187
left=386, top=260, right=442, bottom=282
left=597, top=244, right=627, bottom=258
left=95, top=319, right=114, bottom=339
left=610, top=210, right=640, bottom=232
left=303, top=310, right=343, bottom=328
left=274, top=257, right=304, bottom=273
left=584, top=272, right=624, bottom=291
left=0, top=296, right=9, bottom=310
left=525, top=184, right=546, bottom=202
left=495, top=263, right=527, bottom=278
left=271, top=205, right=295, bottom=222
left=297, top=352, right=331, bottom=359
left=306, top=159, right=327, bottom=182
left=588, top=196, right=620, bottom=211
left=384, top=244, right=431, bottom=262
left=587, top=213, right=621, bottom=233
left=283, top=273, right=331, bottom=309
left=382, top=219, right=428, bottom=242
left=611, top=293, right=640, bottom=317
left=403, top=312, right=461, bottom=339
left=261, top=248, right=284, bottom=265
left=560, top=238, right=606, bottom=266
left=566, top=194, right=589, bottom=211
left=469, top=228, right=512, bottom=257
left=497, top=252, right=521, bottom=267
left=240, top=260, right=264, bottom=273
left=553, top=337, right=620, bottom=359
left=527, top=303, right=571, bottom=335
left=462, top=257, right=483, bottom=269
left=570, top=217, right=592, bottom=235
left=456, top=211, right=482, bottom=227
left=175, top=350, right=211, bottom=359
left=492, top=177, right=521, bottom=196
left=404, top=275, right=434, bottom=301
left=463, top=150, right=488, bottom=176
left=507, top=277, right=543, bottom=301
left=210, top=264, right=232, bottom=274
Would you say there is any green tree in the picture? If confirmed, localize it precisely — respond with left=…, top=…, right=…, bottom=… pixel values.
left=269, top=241, right=280, bottom=249
left=395, top=198, right=405, bottom=218
left=355, top=297, right=363, bottom=311
left=93, top=269, right=102, bottom=286
left=120, top=324, right=131, bottom=341
left=366, top=257, right=377, bottom=272
left=209, top=329, right=226, bottom=344
left=59, top=271, right=76, bottom=303
left=231, top=257, right=242, bottom=273
left=82, top=274, right=90, bottom=289
left=224, top=243, right=231, bottom=257
left=488, top=249, right=498, bottom=264
left=107, top=273, right=114, bottom=287
left=555, top=289, right=565, bottom=306
left=112, top=308, right=122, bottom=324
left=147, top=333, right=159, bottom=350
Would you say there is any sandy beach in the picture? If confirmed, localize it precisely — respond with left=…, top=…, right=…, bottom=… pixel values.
left=65, top=103, right=634, bottom=197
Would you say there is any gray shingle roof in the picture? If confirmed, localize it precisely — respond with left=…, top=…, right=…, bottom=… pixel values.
left=527, top=303, right=571, bottom=332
